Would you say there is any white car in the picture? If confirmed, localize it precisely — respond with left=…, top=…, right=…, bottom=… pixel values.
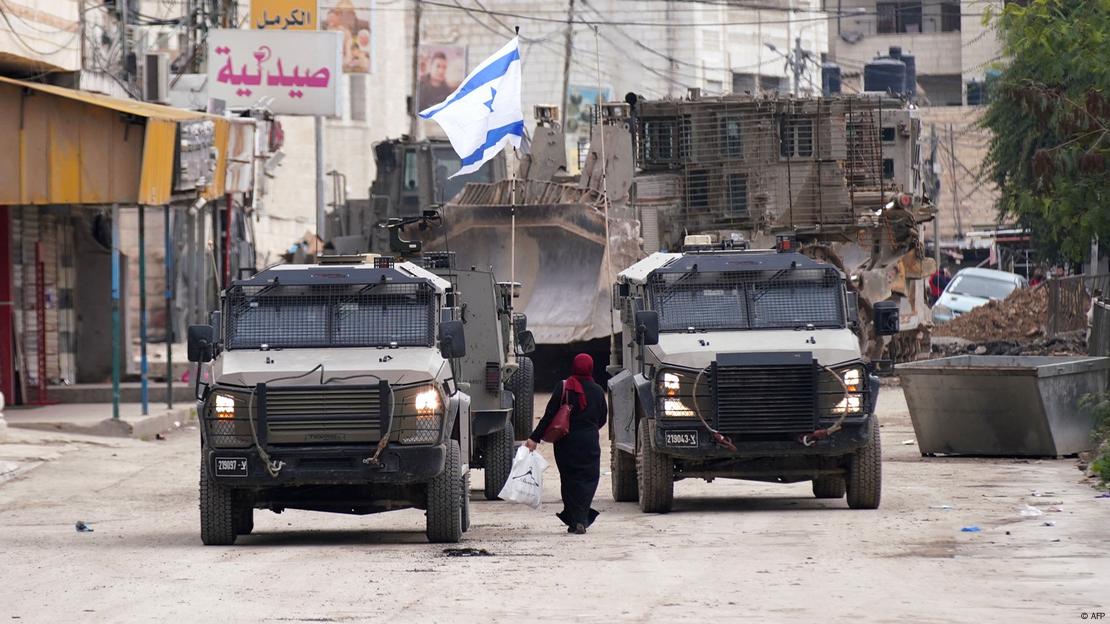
left=932, top=267, right=1028, bottom=324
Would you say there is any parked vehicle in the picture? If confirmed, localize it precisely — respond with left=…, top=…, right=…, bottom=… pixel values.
left=189, top=255, right=475, bottom=545
left=932, top=267, right=1027, bottom=324
left=607, top=235, right=900, bottom=513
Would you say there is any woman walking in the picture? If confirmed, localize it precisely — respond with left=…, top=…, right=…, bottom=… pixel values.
left=524, top=353, right=607, bottom=534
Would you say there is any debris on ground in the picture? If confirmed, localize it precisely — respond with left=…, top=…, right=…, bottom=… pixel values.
left=1019, top=505, right=1044, bottom=517
left=934, top=285, right=1057, bottom=343
left=901, top=439, right=916, bottom=446
left=960, top=526, right=981, bottom=533
left=932, top=284, right=1089, bottom=356
left=74, top=521, right=93, bottom=533
left=442, top=548, right=494, bottom=557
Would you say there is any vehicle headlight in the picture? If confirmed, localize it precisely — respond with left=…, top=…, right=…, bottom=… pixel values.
left=830, top=366, right=866, bottom=415
left=215, top=393, right=236, bottom=419
left=207, top=391, right=251, bottom=448
left=932, top=304, right=952, bottom=322
left=392, top=385, right=444, bottom=445
left=414, top=388, right=440, bottom=414
left=657, top=370, right=697, bottom=419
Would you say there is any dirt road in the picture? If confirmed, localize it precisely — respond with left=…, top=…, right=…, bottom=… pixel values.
left=1, top=386, right=1107, bottom=623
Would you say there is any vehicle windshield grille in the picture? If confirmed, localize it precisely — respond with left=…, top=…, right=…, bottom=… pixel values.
left=225, top=282, right=435, bottom=349
left=648, top=268, right=844, bottom=331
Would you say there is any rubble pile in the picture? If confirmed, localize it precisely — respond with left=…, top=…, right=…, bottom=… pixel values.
left=931, top=332, right=1087, bottom=358
left=933, top=285, right=1054, bottom=343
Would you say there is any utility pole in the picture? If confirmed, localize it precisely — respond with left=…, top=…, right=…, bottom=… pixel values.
left=409, top=0, right=423, bottom=138
left=765, top=36, right=812, bottom=96
left=927, top=124, right=941, bottom=269
left=947, top=123, right=963, bottom=239
left=120, top=0, right=129, bottom=83
left=560, top=0, right=576, bottom=129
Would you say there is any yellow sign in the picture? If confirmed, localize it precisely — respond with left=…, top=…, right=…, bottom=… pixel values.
left=251, top=0, right=317, bottom=30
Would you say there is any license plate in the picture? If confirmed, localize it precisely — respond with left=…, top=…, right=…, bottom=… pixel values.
left=214, top=457, right=248, bottom=477
left=664, top=430, right=698, bottom=448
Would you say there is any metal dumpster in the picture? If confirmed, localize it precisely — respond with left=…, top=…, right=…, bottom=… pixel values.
left=896, top=355, right=1110, bottom=457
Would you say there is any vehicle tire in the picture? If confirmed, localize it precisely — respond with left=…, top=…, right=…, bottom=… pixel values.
left=199, top=458, right=237, bottom=546
left=461, top=471, right=471, bottom=533
left=483, top=421, right=514, bottom=501
left=507, top=357, right=534, bottom=438
left=611, top=435, right=639, bottom=503
left=812, top=476, right=846, bottom=499
left=636, top=420, right=674, bottom=513
left=426, top=440, right=463, bottom=543
left=234, top=503, right=254, bottom=536
left=846, top=419, right=882, bottom=510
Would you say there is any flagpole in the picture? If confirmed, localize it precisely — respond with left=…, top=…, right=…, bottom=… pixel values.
left=509, top=26, right=520, bottom=364
left=593, top=26, right=619, bottom=370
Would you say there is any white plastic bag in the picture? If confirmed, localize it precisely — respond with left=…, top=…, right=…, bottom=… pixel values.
left=497, top=446, right=549, bottom=509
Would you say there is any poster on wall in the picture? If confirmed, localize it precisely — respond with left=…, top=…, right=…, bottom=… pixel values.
left=251, top=0, right=317, bottom=30
left=207, top=29, right=342, bottom=116
left=415, top=44, right=467, bottom=112
left=319, top=0, right=373, bottom=73
left=565, top=84, right=612, bottom=172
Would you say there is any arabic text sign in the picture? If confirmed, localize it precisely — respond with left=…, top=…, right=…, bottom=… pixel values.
left=251, top=0, right=317, bottom=30
left=207, top=29, right=341, bottom=116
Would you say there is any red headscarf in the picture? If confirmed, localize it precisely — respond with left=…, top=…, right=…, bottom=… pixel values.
left=563, top=353, right=593, bottom=409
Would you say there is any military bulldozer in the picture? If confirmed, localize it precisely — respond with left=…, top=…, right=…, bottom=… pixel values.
left=627, top=93, right=936, bottom=361
left=359, top=105, right=643, bottom=348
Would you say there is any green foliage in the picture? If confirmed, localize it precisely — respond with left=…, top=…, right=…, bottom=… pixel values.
left=1080, top=391, right=1110, bottom=485
left=982, top=0, right=1110, bottom=263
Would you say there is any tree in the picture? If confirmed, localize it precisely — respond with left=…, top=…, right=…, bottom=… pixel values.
left=982, top=0, right=1110, bottom=263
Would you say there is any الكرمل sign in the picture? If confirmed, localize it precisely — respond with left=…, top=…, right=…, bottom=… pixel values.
left=207, top=29, right=341, bottom=116
left=250, top=0, right=317, bottom=30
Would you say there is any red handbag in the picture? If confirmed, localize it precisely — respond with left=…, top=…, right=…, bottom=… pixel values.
left=542, top=381, right=572, bottom=443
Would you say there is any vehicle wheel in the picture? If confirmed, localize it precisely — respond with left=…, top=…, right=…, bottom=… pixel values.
left=426, top=439, right=463, bottom=543
left=234, top=503, right=254, bottom=536
left=812, top=476, right=846, bottom=499
left=846, top=419, right=882, bottom=510
left=611, top=435, right=639, bottom=503
left=461, top=471, right=471, bottom=533
left=199, top=458, right=237, bottom=545
left=507, top=357, right=534, bottom=438
left=483, top=421, right=514, bottom=500
left=636, top=420, right=673, bottom=513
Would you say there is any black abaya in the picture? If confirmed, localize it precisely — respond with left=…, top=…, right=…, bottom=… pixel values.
left=530, top=378, right=608, bottom=528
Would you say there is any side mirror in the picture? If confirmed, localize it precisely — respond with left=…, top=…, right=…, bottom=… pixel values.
left=635, top=310, right=660, bottom=346
left=439, top=319, right=467, bottom=359
left=187, top=325, right=215, bottom=363
left=873, top=301, right=900, bottom=336
left=516, top=330, right=536, bottom=355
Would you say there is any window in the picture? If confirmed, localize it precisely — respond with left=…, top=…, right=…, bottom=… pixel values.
left=881, top=127, right=896, bottom=143
left=719, top=116, right=743, bottom=158
left=687, top=170, right=710, bottom=210
left=883, top=159, right=895, bottom=179
left=941, top=2, right=961, bottom=32
left=727, top=174, right=749, bottom=217
left=643, top=119, right=677, bottom=164
left=403, top=150, right=419, bottom=192
left=760, top=75, right=785, bottom=94
left=732, top=72, right=756, bottom=94
left=779, top=116, right=814, bottom=159
left=877, top=2, right=923, bottom=34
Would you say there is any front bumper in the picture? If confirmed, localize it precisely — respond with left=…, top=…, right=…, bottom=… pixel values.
left=204, top=443, right=446, bottom=487
left=652, top=415, right=874, bottom=460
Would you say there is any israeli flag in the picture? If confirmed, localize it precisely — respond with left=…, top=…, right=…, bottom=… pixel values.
left=419, top=37, right=524, bottom=178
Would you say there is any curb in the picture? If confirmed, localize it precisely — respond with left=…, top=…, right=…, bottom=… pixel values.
left=8, top=406, right=196, bottom=441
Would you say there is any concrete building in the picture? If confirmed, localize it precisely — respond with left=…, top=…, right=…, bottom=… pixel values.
left=825, top=0, right=1004, bottom=105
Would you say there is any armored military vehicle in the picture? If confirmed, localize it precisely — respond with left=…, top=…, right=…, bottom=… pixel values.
left=607, top=235, right=900, bottom=512
left=187, top=255, right=476, bottom=544
left=629, top=93, right=936, bottom=361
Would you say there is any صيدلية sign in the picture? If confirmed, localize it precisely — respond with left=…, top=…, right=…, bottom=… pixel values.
left=207, top=29, right=341, bottom=116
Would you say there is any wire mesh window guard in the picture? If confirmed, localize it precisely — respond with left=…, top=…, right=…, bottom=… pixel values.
left=225, top=282, right=435, bottom=349
left=648, top=269, right=845, bottom=331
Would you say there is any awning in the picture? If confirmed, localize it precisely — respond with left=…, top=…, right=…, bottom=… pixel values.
left=0, top=76, right=229, bottom=206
